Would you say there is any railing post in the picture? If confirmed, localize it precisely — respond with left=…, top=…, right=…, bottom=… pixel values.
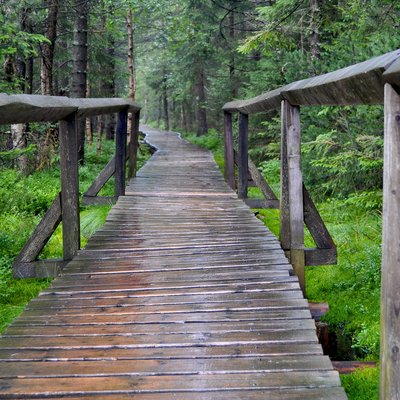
left=224, top=111, right=235, bottom=190
left=380, top=83, right=400, bottom=399
left=128, top=110, right=140, bottom=179
left=280, top=100, right=305, bottom=294
left=59, top=112, right=80, bottom=260
left=115, top=109, right=128, bottom=197
left=238, top=112, right=249, bottom=199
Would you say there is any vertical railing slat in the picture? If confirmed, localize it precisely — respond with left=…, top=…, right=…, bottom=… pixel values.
left=115, top=109, right=128, bottom=197
left=238, top=112, right=248, bottom=199
left=59, top=112, right=80, bottom=260
left=224, top=111, right=235, bottom=190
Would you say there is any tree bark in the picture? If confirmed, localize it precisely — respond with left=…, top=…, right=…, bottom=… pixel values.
left=71, top=0, right=88, bottom=164
left=310, top=0, right=321, bottom=60
left=41, top=0, right=58, bottom=95
left=127, top=8, right=136, bottom=138
left=162, top=76, right=170, bottom=131
left=229, top=8, right=238, bottom=98
left=195, top=63, right=208, bottom=136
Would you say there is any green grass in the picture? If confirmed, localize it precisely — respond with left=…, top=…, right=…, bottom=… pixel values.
left=0, top=136, right=152, bottom=333
left=341, top=367, right=380, bottom=400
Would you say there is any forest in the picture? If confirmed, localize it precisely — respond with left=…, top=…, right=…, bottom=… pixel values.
left=1, top=0, right=400, bottom=399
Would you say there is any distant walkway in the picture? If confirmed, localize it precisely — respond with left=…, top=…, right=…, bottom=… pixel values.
left=0, top=127, right=346, bottom=398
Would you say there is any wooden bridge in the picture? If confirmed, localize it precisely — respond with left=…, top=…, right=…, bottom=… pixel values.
left=1, top=48, right=400, bottom=398
left=0, top=126, right=345, bottom=398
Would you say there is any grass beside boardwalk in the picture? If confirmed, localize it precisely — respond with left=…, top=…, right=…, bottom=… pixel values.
left=0, top=138, right=151, bottom=333
left=182, top=128, right=381, bottom=400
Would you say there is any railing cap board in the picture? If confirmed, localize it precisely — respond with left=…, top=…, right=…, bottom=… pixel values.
left=383, top=57, right=400, bottom=87
left=223, top=48, right=400, bottom=113
left=0, top=94, right=140, bottom=124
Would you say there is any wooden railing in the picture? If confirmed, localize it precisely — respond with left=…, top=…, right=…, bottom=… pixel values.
left=222, top=48, right=400, bottom=399
left=0, top=94, right=141, bottom=279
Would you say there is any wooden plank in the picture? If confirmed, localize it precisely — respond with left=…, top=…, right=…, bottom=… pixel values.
left=223, top=111, right=235, bottom=190
left=81, top=195, right=117, bottom=206
left=128, top=110, right=141, bottom=178
left=380, top=83, right=400, bottom=399
left=0, top=371, right=343, bottom=397
left=13, top=193, right=62, bottom=265
left=332, top=361, right=377, bottom=375
left=237, top=112, right=248, bottom=199
left=59, top=113, right=80, bottom=260
left=12, top=259, right=68, bottom=279
left=114, top=109, right=128, bottom=197
left=244, top=198, right=279, bottom=209
left=305, top=248, right=337, bottom=266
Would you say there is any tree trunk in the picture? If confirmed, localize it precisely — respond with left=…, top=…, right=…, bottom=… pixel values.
left=41, top=0, right=58, bottom=95
left=162, top=78, right=170, bottom=131
left=310, top=0, right=321, bottom=60
left=195, top=63, right=208, bottom=136
left=127, top=8, right=136, bottom=138
left=86, top=63, right=93, bottom=146
left=71, top=0, right=88, bottom=164
left=97, top=115, right=103, bottom=156
left=229, top=9, right=238, bottom=98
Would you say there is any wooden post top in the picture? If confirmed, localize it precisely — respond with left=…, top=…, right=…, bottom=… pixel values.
left=0, top=94, right=141, bottom=124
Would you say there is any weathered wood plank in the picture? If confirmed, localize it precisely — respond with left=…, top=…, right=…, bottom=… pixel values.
left=59, top=113, right=80, bottom=260
left=13, top=193, right=62, bottom=265
left=224, top=111, right=235, bottom=189
left=380, top=83, right=400, bottom=399
left=114, top=109, right=128, bottom=197
left=237, top=112, right=249, bottom=199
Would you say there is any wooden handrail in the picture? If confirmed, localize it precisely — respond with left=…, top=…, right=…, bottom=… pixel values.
left=2, top=95, right=142, bottom=278
left=0, top=94, right=140, bottom=124
left=223, top=48, right=400, bottom=113
left=222, top=48, right=400, bottom=398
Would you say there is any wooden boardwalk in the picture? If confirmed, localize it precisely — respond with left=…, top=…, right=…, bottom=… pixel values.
left=0, top=127, right=346, bottom=398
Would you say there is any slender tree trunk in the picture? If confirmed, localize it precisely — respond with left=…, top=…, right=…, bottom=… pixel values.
left=157, top=96, right=162, bottom=128
left=72, top=0, right=88, bottom=164
left=310, top=0, right=321, bottom=60
left=194, top=63, right=208, bottom=136
left=97, top=115, right=103, bottom=156
left=127, top=8, right=136, bottom=138
left=162, top=76, right=170, bottom=131
left=86, top=63, right=93, bottom=146
left=229, top=9, right=238, bottom=98
left=41, top=0, right=58, bottom=95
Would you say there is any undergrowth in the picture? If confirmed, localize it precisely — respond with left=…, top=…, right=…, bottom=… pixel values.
left=0, top=137, right=151, bottom=333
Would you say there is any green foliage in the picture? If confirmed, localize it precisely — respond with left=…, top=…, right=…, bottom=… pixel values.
left=341, top=367, right=379, bottom=400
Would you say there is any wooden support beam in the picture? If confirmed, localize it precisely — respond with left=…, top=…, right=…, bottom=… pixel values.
left=115, top=109, right=128, bottom=197
left=59, top=112, right=80, bottom=260
left=237, top=112, right=249, bottom=199
left=128, top=110, right=140, bottom=179
left=13, top=193, right=62, bottom=269
left=244, top=198, right=279, bottom=209
left=248, top=157, right=278, bottom=201
left=84, top=156, right=115, bottom=197
left=381, top=83, right=400, bottom=399
left=303, top=184, right=336, bottom=250
left=224, top=111, right=235, bottom=190
left=305, top=248, right=337, bottom=266
left=13, top=259, right=68, bottom=279
left=281, top=100, right=305, bottom=295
